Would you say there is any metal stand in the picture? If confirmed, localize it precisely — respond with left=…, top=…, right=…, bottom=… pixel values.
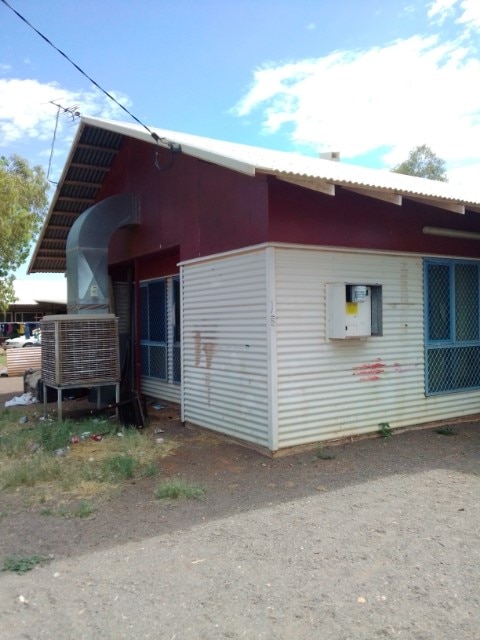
left=43, top=382, right=120, bottom=421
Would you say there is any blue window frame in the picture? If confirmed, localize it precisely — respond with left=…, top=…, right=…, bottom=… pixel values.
left=139, top=276, right=181, bottom=384
left=139, top=280, right=167, bottom=381
left=424, top=258, right=480, bottom=394
left=172, top=276, right=181, bottom=384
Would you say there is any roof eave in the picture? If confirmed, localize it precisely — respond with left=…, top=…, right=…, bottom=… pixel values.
left=28, top=121, right=89, bottom=274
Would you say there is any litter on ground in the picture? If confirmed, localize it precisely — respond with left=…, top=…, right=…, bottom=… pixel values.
left=5, top=392, right=37, bottom=407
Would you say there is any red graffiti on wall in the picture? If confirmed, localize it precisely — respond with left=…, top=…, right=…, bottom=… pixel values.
left=352, top=359, right=386, bottom=382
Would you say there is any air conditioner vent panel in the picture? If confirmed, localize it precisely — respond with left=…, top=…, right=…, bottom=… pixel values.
left=41, top=314, right=120, bottom=387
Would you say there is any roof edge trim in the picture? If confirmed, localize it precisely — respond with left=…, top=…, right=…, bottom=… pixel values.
left=80, top=116, right=256, bottom=176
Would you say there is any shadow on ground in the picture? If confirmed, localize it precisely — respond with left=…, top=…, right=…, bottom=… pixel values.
left=0, top=378, right=479, bottom=565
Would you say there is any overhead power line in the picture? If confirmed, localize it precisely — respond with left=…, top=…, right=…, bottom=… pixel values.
left=1, top=0, right=166, bottom=146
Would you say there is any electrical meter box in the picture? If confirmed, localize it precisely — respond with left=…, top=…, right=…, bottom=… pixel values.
left=326, top=283, right=372, bottom=339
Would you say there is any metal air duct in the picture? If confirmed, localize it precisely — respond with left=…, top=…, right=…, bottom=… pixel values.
left=66, top=193, right=139, bottom=314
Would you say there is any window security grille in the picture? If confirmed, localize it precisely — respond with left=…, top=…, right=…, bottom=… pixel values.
left=139, top=276, right=181, bottom=385
left=172, top=277, right=181, bottom=383
left=425, top=259, right=480, bottom=394
left=140, top=281, right=167, bottom=381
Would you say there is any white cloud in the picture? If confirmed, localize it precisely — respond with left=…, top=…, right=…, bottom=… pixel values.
left=427, top=0, right=459, bottom=22
left=232, top=8, right=480, bottom=189
left=428, top=0, right=480, bottom=30
left=0, top=77, right=132, bottom=149
left=0, top=79, right=61, bottom=145
left=456, top=0, right=480, bottom=30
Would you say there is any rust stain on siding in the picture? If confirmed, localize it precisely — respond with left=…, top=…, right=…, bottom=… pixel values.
left=193, top=331, right=216, bottom=405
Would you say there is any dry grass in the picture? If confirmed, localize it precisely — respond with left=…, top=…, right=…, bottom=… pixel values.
left=0, top=412, right=180, bottom=502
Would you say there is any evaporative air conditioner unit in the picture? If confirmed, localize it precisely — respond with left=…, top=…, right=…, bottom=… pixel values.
left=41, top=314, right=120, bottom=387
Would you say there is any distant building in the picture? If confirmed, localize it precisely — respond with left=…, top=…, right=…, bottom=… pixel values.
left=1, top=279, right=67, bottom=325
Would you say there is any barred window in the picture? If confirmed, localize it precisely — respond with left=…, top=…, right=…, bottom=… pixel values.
left=139, top=280, right=167, bottom=381
left=139, top=276, right=181, bottom=385
left=172, top=276, right=181, bottom=384
left=425, top=259, right=480, bottom=394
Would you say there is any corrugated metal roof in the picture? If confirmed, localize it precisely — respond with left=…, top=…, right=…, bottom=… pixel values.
left=28, top=115, right=480, bottom=274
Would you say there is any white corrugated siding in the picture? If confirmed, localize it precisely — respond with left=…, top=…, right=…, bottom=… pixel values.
left=182, top=250, right=270, bottom=447
left=141, top=377, right=180, bottom=404
left=274, top=247, right=480, bottom=448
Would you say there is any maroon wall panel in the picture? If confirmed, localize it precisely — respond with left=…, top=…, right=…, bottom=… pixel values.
left=101, top=138, right=269, bottom=268
left=268, top=179, right=480, bottom=259
left=136, top=250, right=180, bottom=281
left=100, top=137, right=480, bottom=273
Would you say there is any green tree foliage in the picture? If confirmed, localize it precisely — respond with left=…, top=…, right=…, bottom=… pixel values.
left=392, top=144, right=448, bottom=182
left=0, top=156, right=49, bottom=311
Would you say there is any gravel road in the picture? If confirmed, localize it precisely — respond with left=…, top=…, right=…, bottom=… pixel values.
left=1, top=443, right=479, bottom=639
left=1, top=375, right=479, bottom=639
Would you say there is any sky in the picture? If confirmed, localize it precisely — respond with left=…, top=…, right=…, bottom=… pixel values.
left=1, top=0, right=480, bottom=278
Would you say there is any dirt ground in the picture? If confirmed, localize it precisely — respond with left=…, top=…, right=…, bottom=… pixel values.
left=0, top=375, right=479, bottom=639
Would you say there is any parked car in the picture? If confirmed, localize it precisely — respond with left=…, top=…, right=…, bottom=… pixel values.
left=3, top=333, right=41, bottom=349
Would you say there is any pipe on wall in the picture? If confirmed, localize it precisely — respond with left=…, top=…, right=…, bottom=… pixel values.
left=66, top=194, right=140, bottom=314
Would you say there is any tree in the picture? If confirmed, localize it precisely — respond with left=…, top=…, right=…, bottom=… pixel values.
left=392, top=144, right=448, bottom=182
left=0, top=155, right=49, bottom=311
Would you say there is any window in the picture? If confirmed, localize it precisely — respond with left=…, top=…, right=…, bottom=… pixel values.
left=424, top=259, right=480, bottom=394
left=172, top=277, right=181, bottom=383
left=139, top=276, right=181, bottom=384
left=140, top=280, right=167, bottom=380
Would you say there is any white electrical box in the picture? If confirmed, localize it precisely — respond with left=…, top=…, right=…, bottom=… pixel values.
left=326, top=283, right=372, bottom=339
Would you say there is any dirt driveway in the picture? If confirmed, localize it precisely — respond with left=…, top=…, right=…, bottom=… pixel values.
left=0, top=376, right=479, bottom=639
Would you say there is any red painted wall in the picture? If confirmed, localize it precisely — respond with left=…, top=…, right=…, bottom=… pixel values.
left=103, top=138, right=269, bottom=272
left=268, top=178, right=480, bottom=259
left=103, top=137, right=480, bottom=276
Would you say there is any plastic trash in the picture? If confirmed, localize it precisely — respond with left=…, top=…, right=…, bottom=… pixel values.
left=5, top=392, right=37, bottom=407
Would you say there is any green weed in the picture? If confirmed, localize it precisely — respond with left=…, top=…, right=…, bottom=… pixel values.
left=100, top=454, right=137, bottom=481
left=140, top=462, right=158, bottom=477
left=378, top=422, right=392, bottom=439
left=436, top=426, right=457, bottom=436
left=73, top=501, right=95, bottom=518
left=38, top=421, right=73, bottom=452
left=2, top=554, right=49, bottom=574
left=0, top=425, right=38, bottom=457
left=154, top=478, right=206, bottom=501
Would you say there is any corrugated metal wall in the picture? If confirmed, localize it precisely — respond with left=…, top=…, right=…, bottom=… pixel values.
left=182, top=250, right=270, bottom=447
left=274, top=246, right=480, bottom=448
left=7, top=348, right=42, bottom=377
left=142, top=376, right=180, bottom=404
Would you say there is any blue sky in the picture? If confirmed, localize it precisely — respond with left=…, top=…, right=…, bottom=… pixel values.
left=1, top=0, right=480, bottom=277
